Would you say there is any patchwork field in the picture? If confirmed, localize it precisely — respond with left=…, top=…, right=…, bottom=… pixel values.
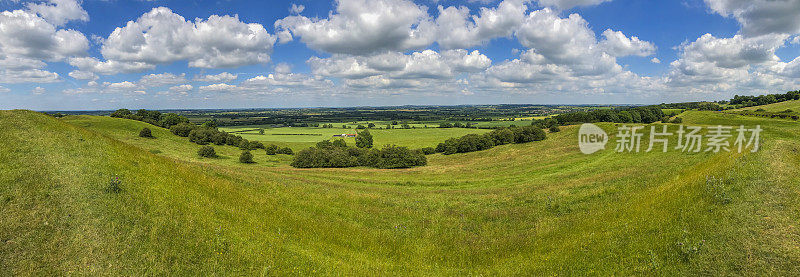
left=219, top=125, right=491, bottom=149
left=1, top=109, right=799, bottom=275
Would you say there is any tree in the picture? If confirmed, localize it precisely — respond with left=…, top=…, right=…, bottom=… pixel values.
left=160, top=113, right=188, bottom=128
left=367, top=123, right=376, bottom=128
left=170, top=123, right=196, bottom=137
left=356, top=130, right=373, bottom=148
left=202, top=120, right=217, bottom=129
left=139, top=127, right=154, bottom=138
left=549, top=125, right=560, bottom=133
left=277, top=147, right=294, bottom=155
left=259, top=129, right=265, bottom=135
left=265, top=144, right=279, bottom=155
left=197, top=146, right=217, bottom=158
left=239, top=150, right=254, bottom=163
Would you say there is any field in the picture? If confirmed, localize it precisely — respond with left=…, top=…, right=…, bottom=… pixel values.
left=219, top=125, right=491, bottom=149
left=2, top=108, right=800, bottom=275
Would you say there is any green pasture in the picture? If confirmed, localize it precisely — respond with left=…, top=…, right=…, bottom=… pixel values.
left=1, top=108, right=799, bottom=275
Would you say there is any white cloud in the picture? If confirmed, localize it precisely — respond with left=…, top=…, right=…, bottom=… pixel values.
left=434, top=0, right=528, bottom=49
left=68, top=70, right=98, bottom=80
left=199, top=83, right=239, bottom=92
left=32, top=86, right=46, bottom=94
left=275, top=0, right=435, bottom=54
left=68, top=57, right=155, bottom=75
left=536, top=0, right=611, bottom=10
left=138, top=73, right=187, bottom=87
left=651, top=57, right=661, bottom=64
left=309, top=49, right=492, bottom=81
left=194, top=72, right=238, bottom=83
left=0, top=9, right=88, bottom=61
left=0, top=86, right=10, bottom=93
left=91, top=7, right=275, bottom=74
left=599, top=29, right=656, bottom=57
left=704, top=0, right=800, bottom=36
left=289, top=4, right=305, bottom=14
left=26, top=0, right=88, bottom=26
left=169, top=84, right=193, bottom=94
left=0, top=69, right=60, bottom=83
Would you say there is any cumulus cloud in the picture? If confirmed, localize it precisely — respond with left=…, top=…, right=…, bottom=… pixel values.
left=68, top=57, right=155, bottom=75
left=0, top=9, right=88, bottom=61
left=434, top=0, right=528, bottom=49
left=199, top=83, right=239, bottom=92
left=704, top=0, right=800, bottom=36
left=599, top=29, right=656, bottom=57
left=68, top=70, right=98, bottom=80
left=169, top=84, right=193, bottom=94
left=651, top=57, right=661, bottom=64
left=32, top=87, right=46, bottom=95
left=77, top=7, right=276, bottom=75
left=26, top=0, right=89, bottom=26
left=138, top=73, right=188, bottom=87
left=289, top=4, right=305, bottom=14
left=275, top=0, right=435, bottom=54
left=309, top=49, right=492, bottom=82
left=194, top=72, right=238, bottom=83
left=0, top=69, right=60, bottom=83
left=536, top=0, right=612, bottom=10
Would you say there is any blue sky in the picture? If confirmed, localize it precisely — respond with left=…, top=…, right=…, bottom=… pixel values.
left=1, top=0, right=799, bottom=110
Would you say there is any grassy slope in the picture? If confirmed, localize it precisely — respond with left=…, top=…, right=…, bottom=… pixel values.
left=1, top=110, right=799, bottom=275
left=735, top=99, right=800, bottom=114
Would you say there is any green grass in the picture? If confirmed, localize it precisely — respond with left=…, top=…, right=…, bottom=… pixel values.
left=1, top=109, right=799, bottom=275
left=734, top=99, right=800, bottom=114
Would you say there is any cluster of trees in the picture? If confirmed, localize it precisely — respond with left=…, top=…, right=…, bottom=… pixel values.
left=169, top=121, right=270, bottom=151
left=264, top=144, right=294, bottom=155
left=438, top=122, right=475, bottom=128
left=110, top=109, right=189, bottom=129
left=729, top=91, right=800, bottom=108
left=659, top=102, right=722, bottom=111
left=291, top=140, right=426, bottom=169
left=435, top=126, right=547, bottom=155
left=549, top=107, right=666, bottom=125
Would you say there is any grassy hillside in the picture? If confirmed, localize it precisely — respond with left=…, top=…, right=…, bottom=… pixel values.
left=735, top=99, right=800, bottom=114
left=2, top=110, right=799, bottom=275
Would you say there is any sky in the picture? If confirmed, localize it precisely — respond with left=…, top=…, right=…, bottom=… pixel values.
left=0, top=0, right=799, bottom=110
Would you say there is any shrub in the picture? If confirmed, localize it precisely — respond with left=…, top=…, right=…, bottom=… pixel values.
left=265, top=144, right=279, bottom=155
left=370, top=145, right=427, bottom=169
left=139, top=127, right=154, bottom=138
left=671, top=117, right=683, bottom=124
left=277, top=147, right=294, bottom=155
left=549, top=125, right=560, bottom=133
left=106, top=175, right=122, bottom=193
left=197, top=146, right=217, bottom=158
left=189, top=128, right=217, bottom=145
left=420, top=147, right=436, bottom=155
left=356, top=129, right=373, bottom=148
left=239, top=150, right=254, bottom=163
left=170, top=123, right=196, bottom=137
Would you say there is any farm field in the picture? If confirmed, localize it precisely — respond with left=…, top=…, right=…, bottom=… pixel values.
left=219, top=125, right=491, bottom=149
left=2, top=107, right=799, bottom=275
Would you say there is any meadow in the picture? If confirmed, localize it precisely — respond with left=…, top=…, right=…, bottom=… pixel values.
left=1, top=107, right=799, bottom=275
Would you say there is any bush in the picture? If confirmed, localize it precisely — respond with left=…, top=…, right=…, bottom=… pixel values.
left=170, top=123, right=196, bottom=137
left=370, top=145, right=427, bottom=169
left=239, top=150, right=254, bottom=163
left=197, top=146, right=217, bottom=158
left=106, top=175, right=122, bottom=193
left=671, top=117, right=683, bottom=124
left=356, top=129, right=373, bottom=148
left=548, top=125, right=560, bottom=133
left=188, top=128, right=218, bottom=145
left=420, top=147, right=436, bottom=155
left=139, top=127, right=153, bottom=138
left=265, top=144, right=279, bottom=155
left=277, top=147, right=294, bottom=155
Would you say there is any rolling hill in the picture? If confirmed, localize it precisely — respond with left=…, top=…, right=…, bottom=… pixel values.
left=1, top=109, right=799, bottom=275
